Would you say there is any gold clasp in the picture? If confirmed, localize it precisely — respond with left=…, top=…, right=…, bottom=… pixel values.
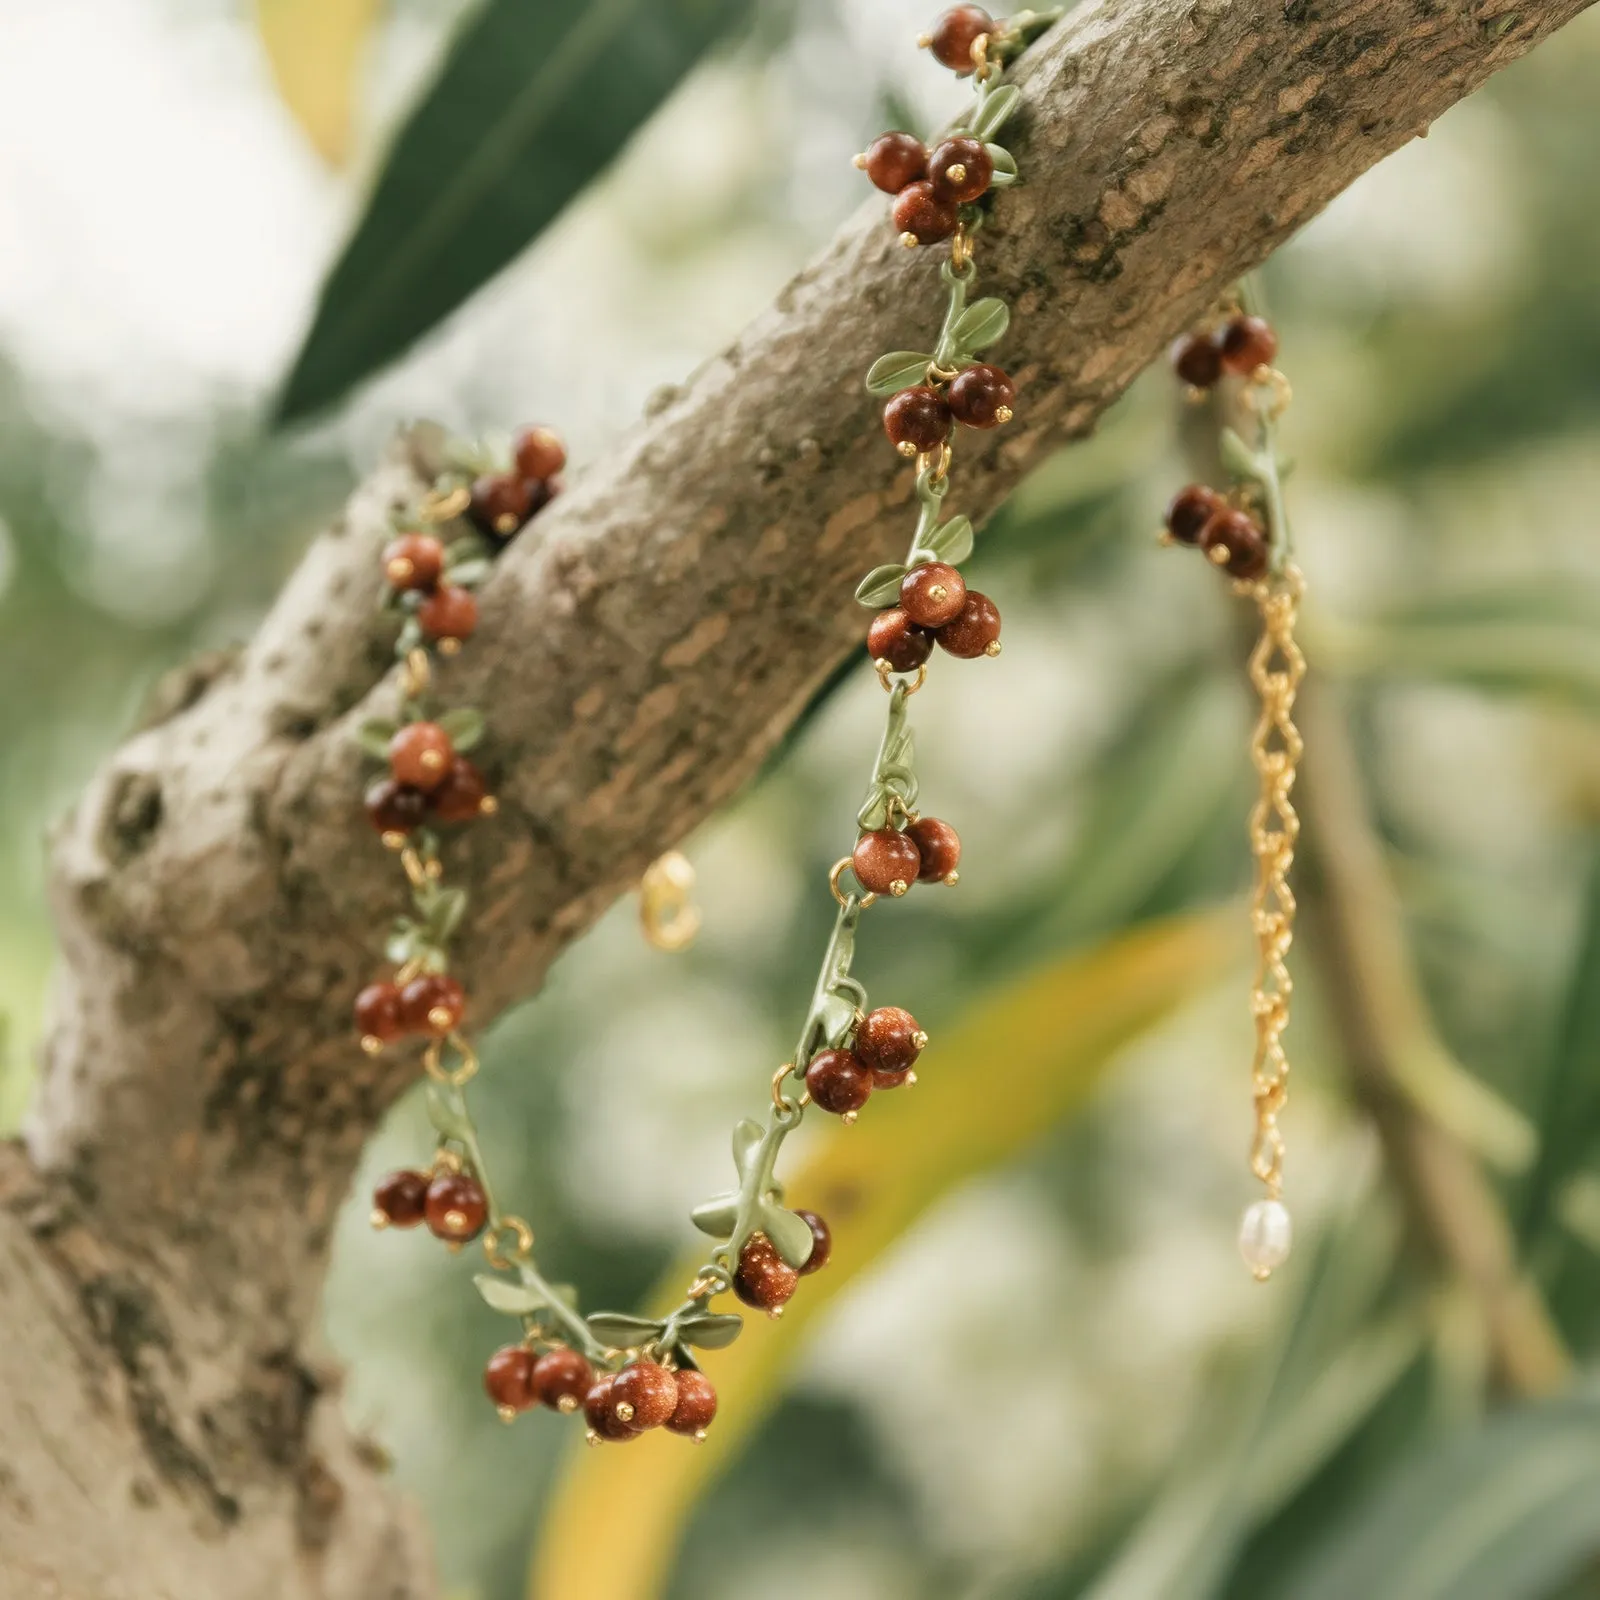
left=639, top=850, right=701, bottom=952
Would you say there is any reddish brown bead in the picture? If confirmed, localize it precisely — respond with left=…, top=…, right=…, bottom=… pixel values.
left=855, top=1005, right=925, bottom=1087
left=1217, top=315, right=1278, bottom=377
left=883, top=386, right=951, bottom=456
left=418, top=584, right=479, bottom=643
left=611, top=1361, right=678, bottom=1432
left=383, top=532, right=444, bottom=593
left=862, top=131, right=926, bottom=194
left=666, top=1369, right=718, bottom=1436
left=484, top=1345, right=537, bottom=1415
left=804, top=1048, right=873, bottom=1115
left=1170, top=333, right=1222, bottom=389
left=430, top=757, right=491, bottom=823
left=794, top=1209, right=832, bottom=1276
left=908, top=816, right=961, bottom=883
left=354, top=981, right=405, bottom=1044
left=513, top=425, right=566, bottom=482
left=365, top=777, right=428, bottom=837
left=733, top=1234, right=798, bottom=1312
left=470, top=471, right=532, bottom=538
left=389, top=721, right=454, bottom=793
left=424, top=1170, right=488, bottom=1242
left=1199, top=508, right=1270, bottom=581
left=892, top=181, right=959, bottom=246
left=935, top=591, right=1002, bottom=659
left=928, top=5, right=994, bottom=72
left=867, top=608, right=934, bottom=674
left=583, top=1375, right=639, bottom=1442
left=947, top=363, right=1015, bottom=428
left=927, top=137, right=993, bottom=204
left=372, top=1169, right=429, bottom=1228
left=399, top=973, right=466, bottom=1036
left=532, top=1348, right=595, bottom=1414
left=853, top=827, right=922, bottom=896
left=1165, top=484, right=1225, bottom=546
left=900, top=562, right=967, bottom=628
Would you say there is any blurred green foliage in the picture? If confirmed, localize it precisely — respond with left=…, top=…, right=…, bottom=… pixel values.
left=3, top=4, right=1600, bottom=1600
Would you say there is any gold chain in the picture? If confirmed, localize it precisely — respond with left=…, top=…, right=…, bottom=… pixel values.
left=1245, top=563, right=1306, bottom=1200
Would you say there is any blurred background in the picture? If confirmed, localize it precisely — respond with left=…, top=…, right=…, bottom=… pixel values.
left=4, top=2, right=1600, bottom=1597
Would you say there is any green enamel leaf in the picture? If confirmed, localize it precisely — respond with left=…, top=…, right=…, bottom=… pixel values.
left=731, top=1118, right=765, bottom=1181
left=425, top=886, right=468, bottom=942
left=473, top=1274, right=547, bottom=1316
left=1220, top=426, right=1265, bottom=481
left=985, top=142, right=1018, bottom=186
left=357, top=717, right=397, bottom=759
left=951, top=297, right=1010, bottom=354
left=437, top=707, right=486, bottom=750
left=689, top=1193, right=740, bottom=1238
left=855, top=564, right=909, bottom=608
left=445, top=557, right=492, bottom=589
left=672, top=1312, right=743, bottom=1351
left=424, top=1081, right=473, bottom=1142
left=817, top=992, right=859, bottom=1049
left=922, top=514, right=974, bottom=565
left=586, top=1312, right=666, bottom=1349
left=971, top=83, right=1020, bottom=141
left=759, top=1204, right=817, bottom=1271
left=864, top=351, right=935, bottom=397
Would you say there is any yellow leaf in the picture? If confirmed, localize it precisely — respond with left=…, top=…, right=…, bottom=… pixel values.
left=529, top=908, right=1237, bottom=1600
left=256, top=0, right=382, bottom=167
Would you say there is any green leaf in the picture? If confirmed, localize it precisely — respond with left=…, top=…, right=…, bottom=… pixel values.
left=854, top=564, right=908, bottom=608
left=424, top=1081, right=473, bottom=1142
left=864, top=351, right=935, bottom=398
left=586, top=1312, right=666, bottom=1350
left=385, top=920, right=419, bottom=965
left=759, top=1204, right=818, bottom=1271
left=274, top=0, right=753, bottom=423
left=356, top=717, right=397, bottom=759
left=950, top=297, right=1009, bottom=354
left=970, top=83, right=1020, bottom=141
left=473, top=1273, right=547, bottom=1316
left=730, top=1118, right=765, bottom=1181
left=1219, top=426, right=1264, bottom=480
left=688, top=1192, right=739, bottom=1238
left=672, top=1312, right=743, bottom=1351
left=984, top=142, right=1018, bottom=186
left=919, top=514, right=974, bottom=565
left=437, top=706, right=486, bottom=750
left=1284, top=1386, right=1600, bottom=1600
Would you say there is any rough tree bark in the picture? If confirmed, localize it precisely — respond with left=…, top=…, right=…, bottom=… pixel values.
left=3, top=0, right=1592, bottom=1594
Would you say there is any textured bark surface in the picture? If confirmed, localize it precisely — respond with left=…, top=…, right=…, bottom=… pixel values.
left=4, top=0, right=1592, bottom=1594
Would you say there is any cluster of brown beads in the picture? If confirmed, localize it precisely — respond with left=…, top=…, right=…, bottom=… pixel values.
left=854, top=812, right=962, bottom=898
left=882, top=365, right=1016, bottom=455
left=867, top=565, right=1002, bottom=674
left=371, top=1156, right=490, bottom=1245
left=365, top=722, right=494, bottom=843
left=581, top=1360, right=720, bottom=1446
left=732, top=1209, right=833, bottom=1314
left=1163, top=315, right=1281, bottom=582
left=354, top=971, right=466, bottom=1052
left=803, top=1006, right=927, bottom=1121
left=466, top=425, right=566, bottom=545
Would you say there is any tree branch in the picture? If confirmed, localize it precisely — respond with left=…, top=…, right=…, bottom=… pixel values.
left=5, top=0, right=1592, bottom=1593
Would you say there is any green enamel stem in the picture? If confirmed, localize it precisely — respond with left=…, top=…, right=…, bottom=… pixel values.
left=932, top=268, right=972, bottom=370
left=517, top=1259, right=609, bottom=1362
left=1237, top=273, right=1295, bottom=575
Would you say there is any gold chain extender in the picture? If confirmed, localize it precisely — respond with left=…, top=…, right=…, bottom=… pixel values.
left=1242, top=563, right=1305, bottom=1277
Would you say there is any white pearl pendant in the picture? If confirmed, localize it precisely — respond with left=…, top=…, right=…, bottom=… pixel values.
left=1239, top=1197, right=1292, bottom=1280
